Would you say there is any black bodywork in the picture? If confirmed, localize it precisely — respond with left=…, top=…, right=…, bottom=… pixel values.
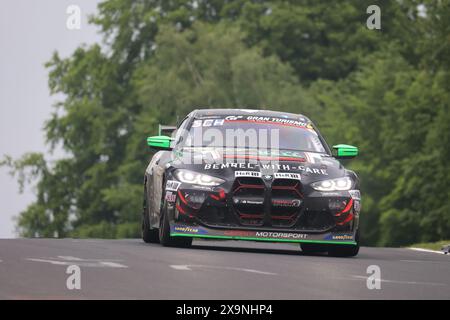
left=143, top=109, right=361, bottom=255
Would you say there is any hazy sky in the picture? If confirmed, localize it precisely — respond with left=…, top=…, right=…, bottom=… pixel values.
left=0, top=0, right=102, bottom=238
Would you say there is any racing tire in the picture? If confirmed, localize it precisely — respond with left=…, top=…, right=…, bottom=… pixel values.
left=142, top=186, right=159, bottom=243
left=300, top=243, right=329, bottom=254
left=159, top=196, right=192, bottom=248
left=327, top=230, right=360, bottom=257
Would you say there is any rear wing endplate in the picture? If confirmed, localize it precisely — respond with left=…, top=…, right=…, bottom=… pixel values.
left=158, top=124, right=177, bottom=137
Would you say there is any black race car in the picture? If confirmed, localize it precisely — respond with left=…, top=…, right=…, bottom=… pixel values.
left=142, top=109, right=361, bottom=257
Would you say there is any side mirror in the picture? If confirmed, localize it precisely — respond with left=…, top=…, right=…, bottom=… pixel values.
left=147, top=135, right=173, bottom=150
left=332, top=144, right=358, bottom=159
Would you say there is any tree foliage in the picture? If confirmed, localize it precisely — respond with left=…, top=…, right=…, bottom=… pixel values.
left=2, top=0, right=449, bottom=245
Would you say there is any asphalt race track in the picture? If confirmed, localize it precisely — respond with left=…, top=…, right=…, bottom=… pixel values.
left=0, top=239, right=449, bottom=299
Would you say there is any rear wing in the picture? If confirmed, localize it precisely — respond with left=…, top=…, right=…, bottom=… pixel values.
left=158, top=124, right=177, bottom=137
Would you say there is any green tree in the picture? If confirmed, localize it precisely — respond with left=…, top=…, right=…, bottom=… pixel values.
left=2, top=0, right=449, bottom=246
left=4, top=21, right=313, bottom=238
left=300, top=1, right=450, bottom=246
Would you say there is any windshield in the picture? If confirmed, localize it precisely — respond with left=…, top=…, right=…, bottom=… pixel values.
left=183, top=116, right=327, bottom=153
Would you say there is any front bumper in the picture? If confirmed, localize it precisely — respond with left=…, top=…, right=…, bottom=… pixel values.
left=164, top=176, right=360, bottom=245
left=170, top=222, right=357, bottom=245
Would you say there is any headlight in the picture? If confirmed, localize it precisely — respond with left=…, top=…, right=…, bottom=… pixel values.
left=173, top=169, right=225, bottom=186
left=311, top=177, right=353, bottom=191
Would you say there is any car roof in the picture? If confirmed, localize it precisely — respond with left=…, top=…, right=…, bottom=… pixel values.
left=190, top=108, right=310, bottom=122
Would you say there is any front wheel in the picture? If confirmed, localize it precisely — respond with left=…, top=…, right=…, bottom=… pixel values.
left=328, top=230, right=360, bottom=257
left=159, top=200, right=192, bottom=248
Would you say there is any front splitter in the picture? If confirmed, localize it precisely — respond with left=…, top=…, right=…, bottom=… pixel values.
left=170, top=223, right=357, bottom=245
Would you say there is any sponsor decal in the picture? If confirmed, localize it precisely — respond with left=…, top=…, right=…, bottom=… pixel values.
left=274, top=172, right=301, bottom=180
left=172, top=225, right=207, bottom=234
left=191, top=119, right=225, bottom=127
left=170, top=224, right=357, bottom=243
left=204, top=162, right=328, bottom=175
left=255, top=232, right=307, bottom=239
left=325, top=233, right=354, bottom=241
left=223, top=230, right=255, bottom=237
left=205, top=163, right=255, bottom=170
left=235, top=171, right=262, bottom=178
left=188, top=148, right=307, bottom=160
left=185, top=148, right=308, bottom=165
left=233, top=198, right=264, bottom=205
left=225, top=116, right=311, bottom=128
left=276, top=150, right=305, bottom=158
left=165, top=191, right=176, bottom=203
left=166, top=180, right=181, bottom=191
left=226, top=148, right=306, bottom=159
left=297, top=165, right=328, bottom=175
left=349, top=190, right=361, bottom=200
left=224, top=115, right=244, bottom=121
left=191, top=120, right=202, bottom=128
left=271, top=199, right=302, bottom=207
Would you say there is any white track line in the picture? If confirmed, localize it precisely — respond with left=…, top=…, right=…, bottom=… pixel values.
left=409, top=247, right=445, bottom=255
left=27, top=258, right=128, bottom=268
left=351, top=275, right=446, bottom=287
left=58, top=256, right=83, bottom=261
left=100, top=261, right=128, bottom=268
left=170, top=264, right=277, bottom=275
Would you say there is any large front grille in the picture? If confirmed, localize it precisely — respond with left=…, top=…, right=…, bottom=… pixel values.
left=230, top=177, right=304, bottom=228
left=197, top=177, right=336, bottom=232
left=270, top=179, right=303, bottom=227
left=231, top=177, right=265, bottom=226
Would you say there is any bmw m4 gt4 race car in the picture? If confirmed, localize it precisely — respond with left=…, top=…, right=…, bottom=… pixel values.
left=142, top=109, right=361, bottom=257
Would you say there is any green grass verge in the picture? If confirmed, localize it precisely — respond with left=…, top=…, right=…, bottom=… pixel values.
left=409, top=240, right=450, bottom=251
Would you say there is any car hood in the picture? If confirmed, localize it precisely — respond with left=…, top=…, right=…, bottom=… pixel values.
left=170, top=147, right=346, bottom=183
